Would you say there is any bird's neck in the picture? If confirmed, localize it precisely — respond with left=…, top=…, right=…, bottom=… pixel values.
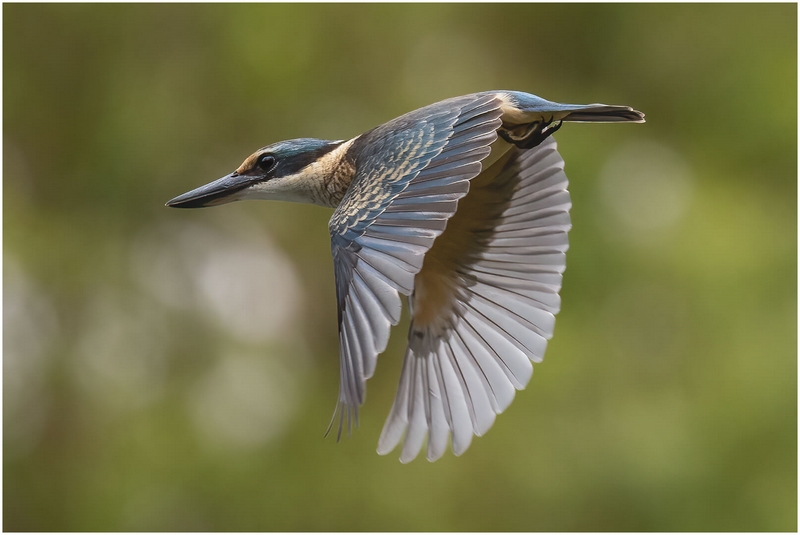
left=301, top=138, right=357, bottom=208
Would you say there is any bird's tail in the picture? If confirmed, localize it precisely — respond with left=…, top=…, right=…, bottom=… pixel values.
left=556, top=104, right=645, bottom=123
left=500, top=91, right=645, bottom=124
left=497, top=94, right=645, bottom=148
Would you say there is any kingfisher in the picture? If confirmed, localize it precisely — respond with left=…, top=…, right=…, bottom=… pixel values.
left=167, top=91, right=644, bottom=462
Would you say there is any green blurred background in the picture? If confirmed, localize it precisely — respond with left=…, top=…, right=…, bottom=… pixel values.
left=4, top=3, right=796, bottom=531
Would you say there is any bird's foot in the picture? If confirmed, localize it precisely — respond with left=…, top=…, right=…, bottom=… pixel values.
left=500, top=118, right=563, bottom=149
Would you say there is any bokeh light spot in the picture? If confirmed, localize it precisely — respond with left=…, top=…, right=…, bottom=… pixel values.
left=3, top=256, right=59, bottom=456
left=130, top=218, right=304, bottom=344
left=599, top=139, right=694, bottom=239
left=72, top=289, right=170, bottom=413
left=188, top=352, right=298, bottom=450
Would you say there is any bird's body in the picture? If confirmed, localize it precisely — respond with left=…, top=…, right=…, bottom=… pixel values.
left=168, top=90, right=644, bottom=462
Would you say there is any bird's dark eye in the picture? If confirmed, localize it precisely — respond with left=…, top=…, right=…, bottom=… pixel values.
left=257, top=154, right=276, bottom=172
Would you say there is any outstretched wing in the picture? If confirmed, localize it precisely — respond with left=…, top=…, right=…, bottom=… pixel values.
left=328, top=94, right=504, bottom=436
left=377, top=136, right=572, bottom=462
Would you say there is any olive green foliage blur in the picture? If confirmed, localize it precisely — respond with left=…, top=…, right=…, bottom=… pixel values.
left=4, top=4, right=796, bottom=531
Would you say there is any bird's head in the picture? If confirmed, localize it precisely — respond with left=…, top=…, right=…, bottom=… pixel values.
left=166, top=138, right=345, bottom=208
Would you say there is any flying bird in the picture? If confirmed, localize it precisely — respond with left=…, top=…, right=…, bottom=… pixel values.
left=167, top=90, right=644, bottom=462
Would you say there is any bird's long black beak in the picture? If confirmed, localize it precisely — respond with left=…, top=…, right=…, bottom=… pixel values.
left=166, top=172, right=252, bottom=208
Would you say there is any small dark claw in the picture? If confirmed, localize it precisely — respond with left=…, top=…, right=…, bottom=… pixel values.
left=500, top=119, right=564, bottom=149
